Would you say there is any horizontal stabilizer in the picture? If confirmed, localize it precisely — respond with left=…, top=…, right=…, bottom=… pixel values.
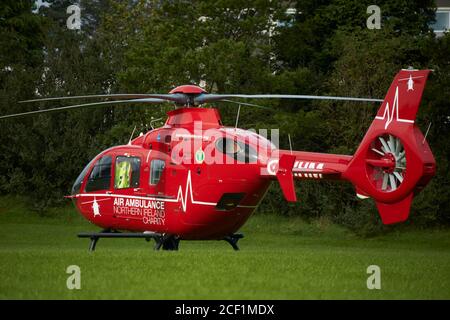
left=276, top=154, right=297, bottom=202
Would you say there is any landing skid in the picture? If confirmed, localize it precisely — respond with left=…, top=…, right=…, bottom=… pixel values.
left=78, top=229, right=163, bottom=251
left=77, top=231, right=244, bottom=251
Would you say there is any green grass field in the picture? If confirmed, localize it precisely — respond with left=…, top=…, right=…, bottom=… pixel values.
left=0, top=197, right=449, bottom=299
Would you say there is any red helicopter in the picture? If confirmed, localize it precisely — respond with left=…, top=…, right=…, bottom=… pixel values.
left=0, top=69, right=436, bottom=251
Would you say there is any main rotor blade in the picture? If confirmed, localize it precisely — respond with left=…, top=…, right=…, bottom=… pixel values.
left=20, top=93, right=188, bottom=104
left=194, top=93, right=383, bottom=105
left=217, top=99, right=273, bottom=110
left=0, top=98, right=166, bottom=120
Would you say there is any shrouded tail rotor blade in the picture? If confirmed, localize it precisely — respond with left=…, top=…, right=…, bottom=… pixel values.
left=388, top=135, right=395, bottom=153
left=20, top=93, right=188, bottom=105
left=382, top=173, right=389, bottom=191
left=379, top=137, right=390, bottom=154
left=0, top=98, right=166, bottom=120
left=194, top=94, right=383, bottom=105
left=395, top=137, right=402, bottom=155
left=389, top=174, right=397, bottom=190
left=393, top=171, right=404, bottom=183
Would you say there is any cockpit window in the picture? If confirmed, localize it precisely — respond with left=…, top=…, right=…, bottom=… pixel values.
left=115, top=156, right=141, bottom=189
left=71, top=158, right=95, bottom=195
left=85, top=156, right=112, bottom=192
left=216, top=138, right=258, bottom=163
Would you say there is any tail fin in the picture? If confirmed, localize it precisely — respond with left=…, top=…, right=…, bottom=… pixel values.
left=343, top=69, right=436, bottom=224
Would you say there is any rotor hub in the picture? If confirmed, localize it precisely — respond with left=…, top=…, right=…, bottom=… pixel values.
left=169, top=85, right=207, bottom=95
left=382, top=153, right=396, bottom=174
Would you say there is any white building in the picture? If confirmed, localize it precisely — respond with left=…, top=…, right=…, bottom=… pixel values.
left=431, top=0, right=450, bottom=34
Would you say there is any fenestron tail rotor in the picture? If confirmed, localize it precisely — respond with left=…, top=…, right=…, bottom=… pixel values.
left=367, top=134, right=406, bottom=192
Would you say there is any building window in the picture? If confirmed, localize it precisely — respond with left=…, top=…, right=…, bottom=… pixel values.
left=115, top=156, right=141, bottom=189
left=431, top=10, right=450, bottom=33
left=275, top=8, right=297, bottom=29
left=85, top=156, right=112, bottom=192
left=150, top=159, right=165, bottom=185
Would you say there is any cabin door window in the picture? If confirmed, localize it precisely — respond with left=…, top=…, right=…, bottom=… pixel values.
left=114, top=156, right=141, bottom=189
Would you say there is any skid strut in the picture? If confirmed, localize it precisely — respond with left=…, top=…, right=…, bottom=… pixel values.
left=223, top=234, right=244, bottom=251
left=154, top=234, right=180, bottom=251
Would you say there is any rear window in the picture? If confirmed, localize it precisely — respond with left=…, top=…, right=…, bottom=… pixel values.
left=216, top=138, right=258, bottom=163
left=150, top=159, right=165, bottom=185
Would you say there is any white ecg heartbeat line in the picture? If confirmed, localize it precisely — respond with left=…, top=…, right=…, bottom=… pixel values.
left=375, top=86, right=414, bottom=130
left=174, top=170, right=216, bottom=212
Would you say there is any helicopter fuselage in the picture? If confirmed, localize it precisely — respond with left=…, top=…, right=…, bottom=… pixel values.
left=70, top=107, right=277, bottom=239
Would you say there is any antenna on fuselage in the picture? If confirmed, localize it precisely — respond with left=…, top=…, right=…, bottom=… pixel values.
left=150, top=117, right=163, bottom=130
left=235, top=104, right=241, bottom=129
left=422, top=122, right=432, bottom=145
left=128, top=125, right=137, bottom=145
left=288, top=134, right=293, bottom=155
